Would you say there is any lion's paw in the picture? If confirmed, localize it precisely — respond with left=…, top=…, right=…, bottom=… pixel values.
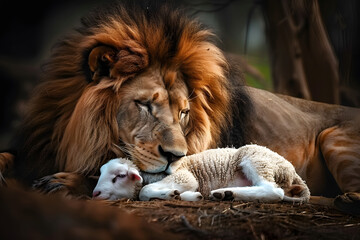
left=210, top=190, right=234, bottom=201
left=32, top=172, right=91, bottom=199
left=334, top=192, right=360, bottom=215
left=32, top=174, right=67, bottom=194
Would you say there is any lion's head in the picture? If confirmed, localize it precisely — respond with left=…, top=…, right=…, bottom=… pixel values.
left=18, top=2, right=230, bottom=180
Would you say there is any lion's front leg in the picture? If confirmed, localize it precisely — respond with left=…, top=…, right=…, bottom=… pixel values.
left=139, top=169, right=199, bottom=201
left=319, top=124, right=360, bottom=215
left=33, top=172, right=97, bottom=199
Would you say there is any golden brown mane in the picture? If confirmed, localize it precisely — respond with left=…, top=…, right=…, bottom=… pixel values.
left=15, top=2, right=230, bottom=181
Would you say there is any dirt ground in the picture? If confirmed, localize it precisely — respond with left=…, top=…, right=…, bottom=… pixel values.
left=107, top=198, right=360, bottom=240
left=1, top=186, right=360, bottom=240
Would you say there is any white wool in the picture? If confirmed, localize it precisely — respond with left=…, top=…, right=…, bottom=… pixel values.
left=239, top=156, right=264, bottom=186
left=94, top=144, right=310, bottom=203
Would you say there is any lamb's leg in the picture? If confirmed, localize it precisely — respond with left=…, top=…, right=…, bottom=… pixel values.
left=139, top=169, right=199, bottom=201
left=211, top=181, right=284, bottom=202
left=139, top=185, right=182, bottom=201
left=180, top=191, right=203, bottom=201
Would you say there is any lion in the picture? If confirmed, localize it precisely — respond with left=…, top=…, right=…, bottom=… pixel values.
left=0, top=1, right=359, bottom=213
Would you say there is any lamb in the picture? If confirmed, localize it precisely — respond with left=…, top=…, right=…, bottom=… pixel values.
left=93, top=145, right=310, bottom=203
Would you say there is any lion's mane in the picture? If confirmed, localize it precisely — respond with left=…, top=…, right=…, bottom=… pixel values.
left=15, top=1, right=231, bottom=182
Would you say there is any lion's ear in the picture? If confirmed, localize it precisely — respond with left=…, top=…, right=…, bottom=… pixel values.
left=88, top=45, right=116, bottom=82
left=88, top=44, right=149, bottom=83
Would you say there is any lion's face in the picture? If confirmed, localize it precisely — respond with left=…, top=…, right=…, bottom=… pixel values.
left=39, top=4, right=231, bottom=177
left=116, top=68, right=189, bottom=173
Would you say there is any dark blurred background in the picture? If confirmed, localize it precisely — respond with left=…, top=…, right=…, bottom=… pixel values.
left=0, top=0, right=359, bottom=149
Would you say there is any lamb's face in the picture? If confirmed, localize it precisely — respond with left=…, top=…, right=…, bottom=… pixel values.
left=93, top=158, right=143, bottom=200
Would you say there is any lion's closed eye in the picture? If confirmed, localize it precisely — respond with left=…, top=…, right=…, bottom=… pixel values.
left=135, top=100, right=153, bottom=115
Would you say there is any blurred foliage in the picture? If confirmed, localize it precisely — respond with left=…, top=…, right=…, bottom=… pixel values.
left=245, top=56, right=272, bottom=90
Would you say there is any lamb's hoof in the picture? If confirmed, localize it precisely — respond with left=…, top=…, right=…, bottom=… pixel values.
left=169, top=190, right=181, bottom=200
left=224, top=191, right=234, bottom=200
left=334, top=192, right=360, bottom=215
left=212, top=192, right=223, bottom=200
left=211, top=190, right=234, bottom=201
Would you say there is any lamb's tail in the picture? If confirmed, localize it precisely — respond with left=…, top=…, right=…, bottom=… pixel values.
left=282, top=174, right=311, bottom=204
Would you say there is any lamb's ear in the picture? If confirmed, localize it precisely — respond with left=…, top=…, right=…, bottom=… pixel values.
left=129, top=169, right=143, bottom=183
left=88, top=45, right=116, bottom=83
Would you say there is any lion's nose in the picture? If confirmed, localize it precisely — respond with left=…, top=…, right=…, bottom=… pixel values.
left=158, top=145, right=186, bottom=163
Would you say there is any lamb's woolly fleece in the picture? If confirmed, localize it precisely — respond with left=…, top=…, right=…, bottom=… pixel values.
left=94, top=144, right=310, bottom=202
left=172, top=145, right=310, bottom=201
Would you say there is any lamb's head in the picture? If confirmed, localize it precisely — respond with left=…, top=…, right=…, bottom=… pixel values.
left=93, top=158, right=143, bottom=200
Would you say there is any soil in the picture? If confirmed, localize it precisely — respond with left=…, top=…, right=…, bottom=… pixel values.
left=106, top=198, right=360, bottom=240
left=1, top=186, right=360, bottom=240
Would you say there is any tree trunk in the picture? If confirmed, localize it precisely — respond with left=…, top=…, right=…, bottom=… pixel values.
left=263, top=0, right=340, bottom=104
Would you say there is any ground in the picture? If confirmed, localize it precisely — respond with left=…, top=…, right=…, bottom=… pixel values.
left=107, top=198, right=360, bottom=240
left=1, top=186, right=360, bottom=239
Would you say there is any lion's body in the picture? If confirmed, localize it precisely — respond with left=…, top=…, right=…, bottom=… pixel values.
left=1, top=1, right=359, bottom=210
left=222, top=86, right=360, bottom=197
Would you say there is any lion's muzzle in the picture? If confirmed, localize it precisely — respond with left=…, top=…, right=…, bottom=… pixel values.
left=158, top=145, right=186, bottom=169
left=130, top=123, right=188, bottom=174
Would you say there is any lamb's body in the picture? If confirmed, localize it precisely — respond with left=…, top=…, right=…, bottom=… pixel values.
left=175, top=148, right=245, bottom=197
left=94, top=145, right=310, bottom=203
